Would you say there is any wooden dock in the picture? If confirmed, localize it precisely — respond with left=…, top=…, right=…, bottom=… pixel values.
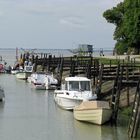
left=19, top=52, right=140, bottom=138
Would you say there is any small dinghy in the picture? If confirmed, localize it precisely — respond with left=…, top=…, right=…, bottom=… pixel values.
left=74, top=100, right=112, bottom=125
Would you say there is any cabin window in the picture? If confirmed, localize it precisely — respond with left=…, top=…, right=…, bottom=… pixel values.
left=80, top=81, right=90, bottom=91
left=69, top=81, right=79, bottom=91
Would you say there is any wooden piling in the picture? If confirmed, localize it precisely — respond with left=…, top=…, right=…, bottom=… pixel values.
left=111, top=64, right=122, bottom=124
left=128, top=80, right=140, bottom=138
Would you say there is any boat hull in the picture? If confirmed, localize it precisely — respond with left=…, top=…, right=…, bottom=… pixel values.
left=74, top=101, right=112, bottom=125
left=54, top=94, right=82, bottom=110
left=16, top=71, right=31, bottom=80
left=16, top=72, right=27, bottom=80
left=11, top=70, right=19, bottom=75
left=33, top=84, right=46, bottom=90
left=74, top=108, right=112, bottom=125
left=46, top=84, right=57, bottom=90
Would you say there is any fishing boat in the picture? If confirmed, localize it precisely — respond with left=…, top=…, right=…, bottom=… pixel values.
left=28, top=72, right=58, bottom=90
left=73, top=100, right=112, bottom=125
left=16, top=66, right=33, bottom=80
left=54, top=76, right=97, bottom=110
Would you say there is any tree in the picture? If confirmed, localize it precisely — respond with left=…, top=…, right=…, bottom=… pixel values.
left=103, top=0, right=140, bottom=54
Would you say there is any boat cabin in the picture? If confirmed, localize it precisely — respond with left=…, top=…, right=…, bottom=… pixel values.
left=64, top=77, right=91, bottom=91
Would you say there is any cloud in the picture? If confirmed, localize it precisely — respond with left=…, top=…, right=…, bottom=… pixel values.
left=22, top=4, right=55, bottom=15
left=59, top=16, right=85, bottom=28
left=0, top=11, right=4, bottom=16
left=19, top=0, right=122, bottom=17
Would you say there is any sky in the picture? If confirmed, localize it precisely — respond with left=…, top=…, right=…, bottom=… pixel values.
left=0, top=0, right=123, bottom=49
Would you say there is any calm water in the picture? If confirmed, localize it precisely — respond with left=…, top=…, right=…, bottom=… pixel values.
left=0, top=49, right=139, bottom=139
left=0, top=74, right=139, bottom=140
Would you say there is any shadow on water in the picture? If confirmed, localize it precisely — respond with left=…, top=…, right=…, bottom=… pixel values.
left=0, top=101, right=5, bottom=112
left=73, top=119, right=137, bottom=140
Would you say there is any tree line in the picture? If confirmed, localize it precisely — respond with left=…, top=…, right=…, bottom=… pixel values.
left=103, top=0, right=140, bottom=55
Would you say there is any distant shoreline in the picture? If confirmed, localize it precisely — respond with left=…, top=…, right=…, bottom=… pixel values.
left=0, top=48, right=113, bottom=52
left=96, top=54, right=140, bottom=61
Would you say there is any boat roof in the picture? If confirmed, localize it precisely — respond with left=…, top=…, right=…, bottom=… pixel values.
left=65, top=77, right=90, bottom=82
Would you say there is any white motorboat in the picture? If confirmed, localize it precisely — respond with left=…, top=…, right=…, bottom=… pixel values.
left=11, top=69, right=19, bottom=75
left=16, top=66, right=33, bottom=80
left=16, top=71, right=27, bottom=80
left=45, top=74, right=58, bottom=90
left=74, top=100, right=112, bottom=125
left=28, top=72, right=46, bottom=90
left=28, top=72, right=58, bottom=90
left=54, top=77, right=97, bottom=110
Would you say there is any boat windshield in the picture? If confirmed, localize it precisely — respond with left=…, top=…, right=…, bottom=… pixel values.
left=80, top=81, right=90, bottom=91
left=68, top=81, right=90, bottom=91
left=69, top=81, right=79, bottom=91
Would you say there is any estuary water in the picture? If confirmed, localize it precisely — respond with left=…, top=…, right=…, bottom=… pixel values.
left=0, top=74, right=139, bottom=140
left=0, top=49, right=139, bottom=140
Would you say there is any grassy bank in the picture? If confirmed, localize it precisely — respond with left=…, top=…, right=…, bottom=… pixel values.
left=96, top=57, right=127, bottom=65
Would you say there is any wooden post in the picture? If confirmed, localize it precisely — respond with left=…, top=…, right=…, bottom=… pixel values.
left=57, top=57, right=64, bottom=89
left=16, top=47, right=18, bottom=61
left=110, top=60, right=111, bottom=70
left=86, top=56, right=92, bottom=79
left=93, top=59, right=96, bottom=85
left=95, top=64, right=103, bottom=99
left=123, top=59, right=124, bottom=65
left=128, top=80, right=140, bottom=138
left=69, top=56, right=76, bottom=77
left=47, top=55, right=52, bottom=72
left=95, top=59, right=99, bottom=81
left=111, top=64, right=122, bottom=125
left=42, top=55, right=46, bottom=71
left=126, top=64, right=130, bottom=106
left=20, top=54, right=22, bottom=59
left=41, top=53, right=43, bottom=58
left=34, top=55, right=38, bottom=72
left=32, top=55, right=34, bottom=64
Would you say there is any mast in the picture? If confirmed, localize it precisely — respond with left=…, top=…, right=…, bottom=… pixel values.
left=16, top=47, right=18, bottom=61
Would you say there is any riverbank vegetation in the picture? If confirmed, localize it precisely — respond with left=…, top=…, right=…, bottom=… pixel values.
left=103, top=0, right=140, bottom=55
left=97, top=57, right=121, bottom=65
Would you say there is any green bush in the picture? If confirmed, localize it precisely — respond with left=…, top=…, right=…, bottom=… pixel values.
left=115, top=41, right=128, bottom=55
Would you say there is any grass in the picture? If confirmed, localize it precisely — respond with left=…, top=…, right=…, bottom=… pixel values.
left=96, top=57, right=139, bottom=65
left=96, top=57, right=122, bottom=65
left=119, top=106, right=133, bottom=116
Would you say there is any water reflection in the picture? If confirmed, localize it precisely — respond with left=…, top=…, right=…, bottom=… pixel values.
left=0, top=74, right=139, bottom=140
left=74, top=120, right=102, bottom=140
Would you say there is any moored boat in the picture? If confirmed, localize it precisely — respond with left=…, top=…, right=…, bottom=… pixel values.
left=16, top=66, right=33, bottom=80
left=29, top=72, right=46, bottom=90
left=73, top=100, right=112, bottom=125
left=16, top=71, right=27, bottom=80
left=28, top=72, right=58, bottom=90
left=54, top=76, right=97, bottom=110
left=11, top=69, right=19, bottom=75
left=45, top=74, right=58, bottom=90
